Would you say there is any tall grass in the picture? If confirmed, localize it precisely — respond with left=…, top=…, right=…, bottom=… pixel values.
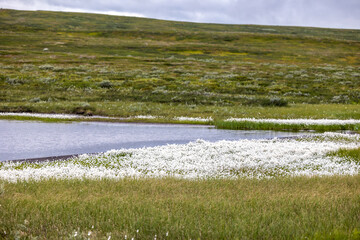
left=1, top=176, right=360, bottom=239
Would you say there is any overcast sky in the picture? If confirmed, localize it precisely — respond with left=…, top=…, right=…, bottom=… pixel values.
left=1, top=0, right=359, bottom=29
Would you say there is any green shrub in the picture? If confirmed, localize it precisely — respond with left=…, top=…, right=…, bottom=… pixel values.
left=262, top=97, right=289, bottom=107
left=245, top=97, right=288, bottom=107
left=71, top=102, right=96, bottom=116
left=99, top=80, right=113, bottom=88
left=29, top=97, right=41, bottom=103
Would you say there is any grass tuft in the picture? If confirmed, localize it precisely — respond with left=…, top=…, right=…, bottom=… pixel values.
left=328, top=147, right=360, bottom=164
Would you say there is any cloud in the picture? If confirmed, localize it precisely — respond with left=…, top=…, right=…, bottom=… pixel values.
left=0, top=0, right=359, bottom=29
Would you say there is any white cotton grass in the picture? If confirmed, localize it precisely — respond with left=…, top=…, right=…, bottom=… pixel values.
left=1, top=133, right=359, bottom=182
left=0, top=112, right=212, bottom=122
left=225, top=118, right=360, bottom=125
left=133, top=115, right=158, bottom=119
left=173, top=116, right=213, bottom=122
left=0, top=112, right=83, bottom=119
left=4, top=112, right=358, bottom=125
left=0, top=112, right=119, bottom=120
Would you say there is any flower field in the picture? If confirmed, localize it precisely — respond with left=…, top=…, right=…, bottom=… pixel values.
left=1, top=133, right=359, bottom=182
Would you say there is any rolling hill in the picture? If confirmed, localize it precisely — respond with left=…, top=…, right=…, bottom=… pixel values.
left=0, top=9, right=359, bottom=118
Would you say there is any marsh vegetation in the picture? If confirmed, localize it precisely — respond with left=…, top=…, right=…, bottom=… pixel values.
left=1, top=9, right=360, bottom=239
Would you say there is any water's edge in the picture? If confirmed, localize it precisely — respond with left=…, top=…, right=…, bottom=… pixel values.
left=6, top=135, right=313, bottom=163
left=1, top=119, right=314, bottom=162
left=8, top=154, right=79, bottom=163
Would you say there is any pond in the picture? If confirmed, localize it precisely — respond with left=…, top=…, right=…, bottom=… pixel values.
left=0, top=120, right=311, bottom=161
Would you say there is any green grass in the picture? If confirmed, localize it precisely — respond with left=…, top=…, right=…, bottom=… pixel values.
left=1, top=176, right=360, bottom=239
left=328, top=147, right=360, bottom=164
left=215, top=120, right=360, bottom=132
left=1, top=9, right=359, bottom=41
left=0, top=9, right=359, bottom=122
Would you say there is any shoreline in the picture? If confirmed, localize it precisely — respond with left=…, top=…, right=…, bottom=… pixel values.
left=6, top=154, right=80, bottom=163
left=0, top=113, right=214, bottom=126
left=4, top=135, right=314, bottom=163
left=1, top=113, right=358, bottom=164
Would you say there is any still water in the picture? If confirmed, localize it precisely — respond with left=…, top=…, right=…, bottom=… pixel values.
left=0, top=120, right=310, bottom=161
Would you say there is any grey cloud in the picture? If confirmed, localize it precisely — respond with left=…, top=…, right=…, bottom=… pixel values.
left=1, top=0, right=359, bottom=29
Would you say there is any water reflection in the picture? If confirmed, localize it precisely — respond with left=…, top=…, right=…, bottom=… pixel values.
left=0, top=120, right=310, bottom=161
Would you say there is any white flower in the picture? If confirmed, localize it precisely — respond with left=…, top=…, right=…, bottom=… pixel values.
left=174, top=116, right=213, bottom=122
left=133, top=115, right=157, bottom=119
left=0, top=133, right=359, bottom=181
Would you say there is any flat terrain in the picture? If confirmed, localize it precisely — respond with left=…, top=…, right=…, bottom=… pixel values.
left=0, top=9, right=359, bottom=119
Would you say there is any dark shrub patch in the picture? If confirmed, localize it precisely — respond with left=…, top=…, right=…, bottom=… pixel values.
left=245, top=97, right=288, bottom=107
left=99, top=80, right=113, bottom=88
left=71, top=103, right=96, bottom=116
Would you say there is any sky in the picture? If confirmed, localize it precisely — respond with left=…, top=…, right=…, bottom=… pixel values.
left=1, top=0, right=359, bottom=29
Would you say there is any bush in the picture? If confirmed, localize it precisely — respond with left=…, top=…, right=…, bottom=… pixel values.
left=71, top=102, right=96, bottom=116
left=261, top=97, right=288, bottom=107
left=99, top=80, right=113, bottom=88
left=245, top=97, right=288, bottom=107
left=29, top=97, right=41, bottom=103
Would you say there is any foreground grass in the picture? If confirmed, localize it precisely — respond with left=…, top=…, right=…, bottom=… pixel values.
left=0, top=177, right=360, bottom=239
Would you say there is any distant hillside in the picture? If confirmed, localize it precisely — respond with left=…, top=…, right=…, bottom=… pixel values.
left=0, top=9, right=359, bottom=117
left=0, top=9, right=359, bottom=41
